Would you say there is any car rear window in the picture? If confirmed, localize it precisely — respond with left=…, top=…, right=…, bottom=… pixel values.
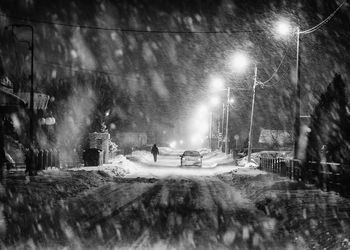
left=183, top=151, right=200, bottom=156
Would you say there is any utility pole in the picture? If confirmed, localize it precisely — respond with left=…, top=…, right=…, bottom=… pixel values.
left=294, top=27, right=301, bottom=159
left=225, top=87, right=230, bottom=154
left=209, top=111, right=212, bottom=150
left=247, top=65, right=258, bottom=162
left=220, top=103, right=225, bottom=150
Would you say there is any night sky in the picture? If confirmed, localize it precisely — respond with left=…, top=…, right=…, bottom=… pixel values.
left=0, top=0, right=349, bottom=146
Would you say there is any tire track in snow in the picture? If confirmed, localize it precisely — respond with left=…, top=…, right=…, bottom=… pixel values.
left=73, top=177, right=293, bottom=249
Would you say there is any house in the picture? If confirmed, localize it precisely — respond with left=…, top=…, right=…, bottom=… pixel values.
left=258, top=129, right=293, bottom=149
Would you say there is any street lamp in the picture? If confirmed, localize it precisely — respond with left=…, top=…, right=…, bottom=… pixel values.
left=275, top=19, right=292, bottom=37
left=209, top=76, right=232, bottom=154
left=228, top=52, right=258, bottom=162
left=224, top=87, right=231, bottom=154
left=209, top=51, right=250, bottom=154
left=274, top=20, right=300, bottom=159
left=209, top=96, right=220, bottom=150
left=229, top=51, right=250, bottom=73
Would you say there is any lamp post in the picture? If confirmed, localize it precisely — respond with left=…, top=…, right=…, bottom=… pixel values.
left=209, top=110, right=212, bottom=149
left=247, top=65, right=258, bottom=162
left=224, top=87, right=230, bottom=154
left=275, top=20, right=300, bottom=159
left=220, top=102, right=225, bottom=150
left=209, top=96, right=220, bottom=150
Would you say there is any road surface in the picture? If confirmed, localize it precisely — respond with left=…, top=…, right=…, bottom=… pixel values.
left=3, top=150, right=350, bottom=249
left=58, top=151, right=294, bottom=249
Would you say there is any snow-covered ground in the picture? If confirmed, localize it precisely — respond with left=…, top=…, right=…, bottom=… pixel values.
left=123, top=149, right=247, bottom=178
left=65, top=148, right=258, bottom=179
left=3, top=148, right=350, bottom=249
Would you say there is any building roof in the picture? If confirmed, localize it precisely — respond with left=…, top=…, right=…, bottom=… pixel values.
left=0, top=88, right=26, bottom=113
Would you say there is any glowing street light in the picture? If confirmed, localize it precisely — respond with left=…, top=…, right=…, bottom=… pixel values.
left=225, top=52, right=250, bottom=154
left=273, top=0, right=348, bottom=159
left=274, top=18, right=300, bottom=159
left=210, top=75, right=225, bottom=91
left=208, top=52, right=250, bottom=154
left=169, top=141, right=177, bottom=148
left=275, top=19, right=292, bottom=37
left=197, top=104, right=208, bottom=118
left=210, top=96, right=220, bottom=106
left=229, top=51, right=250, bottom=73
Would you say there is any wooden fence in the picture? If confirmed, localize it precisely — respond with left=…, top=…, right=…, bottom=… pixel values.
left=260, top=157, right=350, bottom=195
left=8, top=148, right=61, bottom=171
left=33, top=149, right=60, bottom=170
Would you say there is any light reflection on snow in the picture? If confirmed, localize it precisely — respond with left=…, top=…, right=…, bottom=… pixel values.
left=124, top=148, right=244, bottom=178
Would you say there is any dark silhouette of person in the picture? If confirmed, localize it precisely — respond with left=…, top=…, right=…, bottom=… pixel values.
left=151, top=144, right=159, bottom=162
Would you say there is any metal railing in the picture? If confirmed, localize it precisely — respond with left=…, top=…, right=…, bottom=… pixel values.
left=259, top=157, right=350, bottom=195
left=260, top=157, right=302, bottom=180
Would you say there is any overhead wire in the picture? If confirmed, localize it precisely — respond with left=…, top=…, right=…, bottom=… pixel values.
left=261, top=68, right=289, bottom=88
left=259, top=0, right=347, bottom=87
left=258, top=53, right=286, bottom=86
left=299, top=0, right=347, bottom=34
left=36, top=60, right=120, bottom=76
left=0, top=13, right=264, bottom=34
left=2, top=0, right=347, bottom=89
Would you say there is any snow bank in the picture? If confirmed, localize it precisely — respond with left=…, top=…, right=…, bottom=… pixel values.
left=236, top=150, right=292, bottom=168
left=130, top=150, right=154, bottom=162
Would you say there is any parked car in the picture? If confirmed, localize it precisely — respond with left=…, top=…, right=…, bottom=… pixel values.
left=180, top=150, right=202, bottom=167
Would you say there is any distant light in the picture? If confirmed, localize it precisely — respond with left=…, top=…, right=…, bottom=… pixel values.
left=210, top=96, right=220, bottom=106
left=193, top=120, right=208, bottom=133
left=230, top=52, right=249, bottom=72
left=210, top=75, right=225, bottom=91
left=110, top=123, right=116, bottom=130
left=197, top=104, right=208, bottom=117
left=169, top=141, right=177, bottom=148
left=70, top=50, right=78, bottom=59
left=105, top=110, right=110, bottom=117
left=191, top=135, right=200, bottom=144
left=229, top=98, right=234, bottom=104
left=275, top=20, right=292, bottom=37
left=179, top=140, right=184, bottom=145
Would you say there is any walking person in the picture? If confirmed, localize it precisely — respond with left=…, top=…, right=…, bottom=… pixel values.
left=151, top=144, right=159, bottom=162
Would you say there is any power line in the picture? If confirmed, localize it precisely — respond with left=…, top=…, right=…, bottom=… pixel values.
left=300, top=0, right=347, bottom=34
left=37, top=60, right=120, bottom=76
left=259, top=53, right=286, bottom=85
left=0, top=13, right=264, bottom=34
left=261, top=69, right=289, bottom=88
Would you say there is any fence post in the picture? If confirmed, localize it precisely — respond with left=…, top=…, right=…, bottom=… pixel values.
left=55, top=150, right=60, bottom=168
left=49, top=149, right=53, bottom=167
left=38, top=150, right=43, bottom=170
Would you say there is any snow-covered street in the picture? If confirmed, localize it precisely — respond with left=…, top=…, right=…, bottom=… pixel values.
left=2, top=149, right=350, bottom=249
left=124, top=148, right=243, bottom=178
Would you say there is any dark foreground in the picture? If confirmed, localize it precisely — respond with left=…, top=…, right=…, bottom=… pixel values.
left=1, top=168, right=350, bottom=249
